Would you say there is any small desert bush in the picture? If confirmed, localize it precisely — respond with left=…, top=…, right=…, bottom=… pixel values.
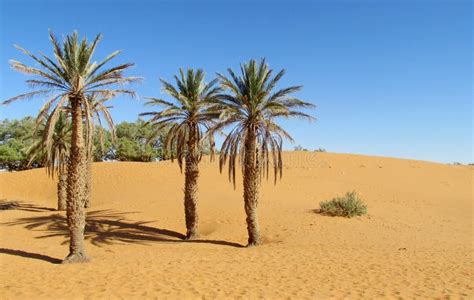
left=318, top=191, right=367, bottom=217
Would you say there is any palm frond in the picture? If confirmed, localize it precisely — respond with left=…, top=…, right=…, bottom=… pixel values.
left=142, top=68, right=221, bottom=169
left=215, top=58, right=315, bottom=185
left=2, top=90, right=51, bottom=105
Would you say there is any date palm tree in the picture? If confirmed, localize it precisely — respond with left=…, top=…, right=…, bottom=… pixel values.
left=3, top=31, right=139, bottom=263
left=213, top=58, right=315, bottom=246
left=27, top=112, right=71, bottom=211
left=29, top=94, right=115, bottom=211
left=140, top=69, right=221, bottom=239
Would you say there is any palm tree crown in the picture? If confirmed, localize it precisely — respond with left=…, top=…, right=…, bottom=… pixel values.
left=140, top=68, right=221, bottom=169
left=214, top=58, right=315, bottom=185
left=3, top=31, right=139, bottom=151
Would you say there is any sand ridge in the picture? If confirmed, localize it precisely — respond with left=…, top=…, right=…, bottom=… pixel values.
left=0, top=152, right=472, bottom=299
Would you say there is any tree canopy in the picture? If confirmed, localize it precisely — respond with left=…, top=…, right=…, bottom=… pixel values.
left=0, top=118, right=168, bottom=170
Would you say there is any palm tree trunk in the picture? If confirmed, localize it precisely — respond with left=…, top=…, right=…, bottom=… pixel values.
left=243, top=128, right=261, bottom=246
left=183, top=129, right=199, bottom=239
left=84, top=155, right=92, bottom=208
left=63, top=97, right=90, bottom=264
left=57, top=171, right=67, bottom=211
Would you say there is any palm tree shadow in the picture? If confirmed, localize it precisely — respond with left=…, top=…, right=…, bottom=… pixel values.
left=0, top=199, right=56, bottom=212
left=0, top=248, right=62, bottom=264
left=3, top=208, right=244, bottom=248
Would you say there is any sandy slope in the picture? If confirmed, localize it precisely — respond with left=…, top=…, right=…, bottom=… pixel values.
left=0, top=152, right=472, bottom=299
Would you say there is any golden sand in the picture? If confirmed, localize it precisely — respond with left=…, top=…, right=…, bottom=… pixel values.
left=0, top=152, right=472, bottom=299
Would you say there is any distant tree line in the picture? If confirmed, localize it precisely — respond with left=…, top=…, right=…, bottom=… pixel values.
left=1, top=116, right=314, bottom=171
left=294, top=145, right=326, bottom=152
left=0, top=117, right=170, bottom=171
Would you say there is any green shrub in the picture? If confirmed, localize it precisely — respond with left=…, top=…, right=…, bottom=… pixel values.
left=318, top=191, right=367, bottom=217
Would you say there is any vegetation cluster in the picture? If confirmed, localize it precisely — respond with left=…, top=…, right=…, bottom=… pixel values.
left=318, top=191, right=368, bottom=218
left=0, top=118, right=172, bottom=171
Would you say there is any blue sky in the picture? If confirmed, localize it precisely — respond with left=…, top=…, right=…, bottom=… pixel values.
left=0, top=0, right=472, bottom=163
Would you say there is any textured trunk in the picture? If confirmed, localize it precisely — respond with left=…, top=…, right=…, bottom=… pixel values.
left=183, top=127, right=199, bottom=239
left=84, top=155, right=92, bottom=208
left=57, top=171, right=67, bottom=211
left=63, top=97, right=90, bottom=264
left=243, top=128, right=261, bottom=246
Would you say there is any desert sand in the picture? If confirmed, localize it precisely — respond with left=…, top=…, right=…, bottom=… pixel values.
left=0, top=152, right=472, bottom=299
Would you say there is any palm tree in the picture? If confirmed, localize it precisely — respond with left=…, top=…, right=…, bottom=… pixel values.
left=140, top=69, right=221, bottom=239
left=29, top=94, right=114, bottom=211
left=3, top=31, right=138, bottom=263
left=27, top=112, right=71, bottom=211
left=213, top=59, right=315, bottom=246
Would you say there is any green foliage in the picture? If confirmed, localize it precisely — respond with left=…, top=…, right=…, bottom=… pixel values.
left=0, top=118, right=170, bottom=169
left=0, top=117, right=40, bottom=170
left=0, top=117, right=35, bottom=141
left=115, top=119, right=165, bottom=162
left=314, top=148, right=326, bottom=152
left=318, top=191, right=367, bottom=218
left=92, top=126, right=114, bottom=161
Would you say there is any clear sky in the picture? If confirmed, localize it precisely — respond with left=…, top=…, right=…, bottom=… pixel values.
left=0, top=0, right=472, bottom=163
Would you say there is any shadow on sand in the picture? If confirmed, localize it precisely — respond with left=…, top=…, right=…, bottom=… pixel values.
left=2, top=203, right=244, bottom=252
left=0, top=199, right=56, bottom=212
left=0, top=248, right=62, bottom=264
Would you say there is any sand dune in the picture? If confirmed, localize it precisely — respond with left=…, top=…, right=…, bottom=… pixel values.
left=0, top=152, right=472, bottom=299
